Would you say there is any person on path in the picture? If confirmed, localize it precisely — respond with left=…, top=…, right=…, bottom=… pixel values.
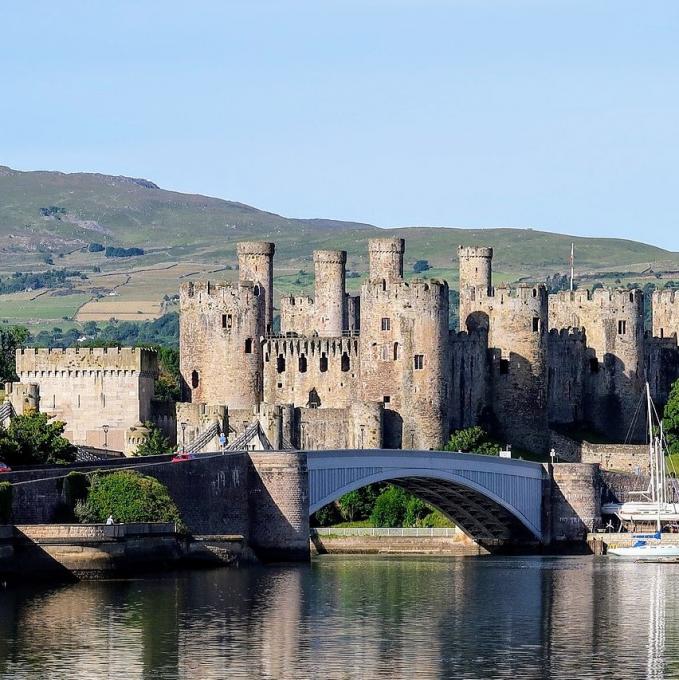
left=106, top=515, right=114, bottom=525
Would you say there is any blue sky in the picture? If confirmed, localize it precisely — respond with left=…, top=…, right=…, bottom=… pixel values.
left=1, top=1, right=677, bottom=249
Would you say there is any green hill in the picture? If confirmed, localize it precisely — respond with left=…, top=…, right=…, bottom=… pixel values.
left=1, top=164, right=677, bottom=329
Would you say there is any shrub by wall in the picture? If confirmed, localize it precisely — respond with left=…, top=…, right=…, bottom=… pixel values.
left=75, top=470, right=184, bottom=529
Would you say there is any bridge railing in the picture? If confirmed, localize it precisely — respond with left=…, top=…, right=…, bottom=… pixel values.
left=311, top=527, right=462, bottom=537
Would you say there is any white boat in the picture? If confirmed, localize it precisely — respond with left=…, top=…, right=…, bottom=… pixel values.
left=606, top=383, right=679, bottom=559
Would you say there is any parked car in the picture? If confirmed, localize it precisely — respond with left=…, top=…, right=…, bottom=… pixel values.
left=171, top=451, right=196, bottom=463
left=0, top=461, right=11, bottom=473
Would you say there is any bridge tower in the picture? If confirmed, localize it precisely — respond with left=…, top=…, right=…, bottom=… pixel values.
left=313, top=249, right=347, bottom=336
left=237, top=241, right=275, bottom=335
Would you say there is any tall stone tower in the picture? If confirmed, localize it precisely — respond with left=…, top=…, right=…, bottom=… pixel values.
left=237, top=241, right=275, bottom=334
left=179, top=280, right=264, bottom=408
left=458, top=246, right=493, bottom=331
left=488, top=284, right=549, bottom=453
left=313, top=250, right=347, bottom=336
left=368, top=238, right=405, bottom=282
left=360, top=238, right=449, bottom=449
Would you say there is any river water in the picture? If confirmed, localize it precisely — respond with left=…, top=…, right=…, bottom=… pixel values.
left=1, top=555, right=678, bottom=679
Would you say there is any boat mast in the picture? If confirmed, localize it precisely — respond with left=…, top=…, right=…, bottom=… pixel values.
left=647, top=382, right=656, bottom=505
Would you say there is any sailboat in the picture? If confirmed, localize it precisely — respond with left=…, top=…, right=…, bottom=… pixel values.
left=603, top=383, right=679, bottom=558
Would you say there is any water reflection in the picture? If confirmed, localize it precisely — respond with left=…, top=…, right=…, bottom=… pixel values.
left=1, top=556, right=678, bottom=679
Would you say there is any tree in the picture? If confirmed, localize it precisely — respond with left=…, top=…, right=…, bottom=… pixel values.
left=0, top=326, right=29, bottom=382
left=75, top=470, right=184, bottom=528
left=443, top=426, right=501, bottom=455
left=413, top=260, right=431, bottom=274
left=0, top=410, right=76, bottom=466
left=337, top=485, right=380, bottom=522
left=663, top=379, right=679, bottom=455
left=134, top=422, right=173, bottom=457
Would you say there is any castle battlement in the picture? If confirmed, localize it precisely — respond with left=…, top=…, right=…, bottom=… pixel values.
left=551, top=287, right=642, bottom=306
left=265, top=336, right=359, bottom=357
left=16, top=346, right=158, bottom=373
left=363, top=277, right=449, bottom=305
left=653, top=288, right=679, bottom=304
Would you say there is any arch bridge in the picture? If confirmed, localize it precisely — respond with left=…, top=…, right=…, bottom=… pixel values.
left=307, top=450, right=547, bottom=549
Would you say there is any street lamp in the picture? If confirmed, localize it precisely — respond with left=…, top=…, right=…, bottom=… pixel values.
left=180, top=422, right=187, bottom=453
left=360, top=424, right=365, bottom=449
left=102, top=424, right=109, bottom=450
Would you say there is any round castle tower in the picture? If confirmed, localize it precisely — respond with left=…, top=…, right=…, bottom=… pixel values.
left=237, top=241, right=275, bottom=334
left=458, top=246, right=493, bottom=331
left=313, top=250, right=347, bottom=336
left=179, top=280, right=264, bottom=409
left=368, top=238, right=405, bottom=282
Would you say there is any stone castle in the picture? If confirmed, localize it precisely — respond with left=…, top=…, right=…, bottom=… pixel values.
left=6, top=238, right=679, bottom=459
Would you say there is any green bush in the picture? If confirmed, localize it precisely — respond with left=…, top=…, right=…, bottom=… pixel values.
left=370, top=486, right=429, bottom=528
left=0, top=481, right=12, bottom=524
left=443, top=426, right=501, bottom=455
left=133, top=422, right=173, bottom=457
left=75, top=470, right=184, bottom=529
left=663, top=379, right=679, bottom=455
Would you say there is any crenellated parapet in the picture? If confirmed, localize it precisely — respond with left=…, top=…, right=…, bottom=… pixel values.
left=16, top=346, right=158, bottom=376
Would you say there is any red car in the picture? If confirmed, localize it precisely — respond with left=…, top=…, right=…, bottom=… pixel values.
left=0, top=462, right=11, bottom=473
left=171, top=451, right=196, bottom=463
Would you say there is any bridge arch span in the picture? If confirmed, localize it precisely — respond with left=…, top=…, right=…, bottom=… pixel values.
left=307, top=450, right=546, bottom=549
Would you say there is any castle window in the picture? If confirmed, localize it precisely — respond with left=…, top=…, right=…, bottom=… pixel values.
left=254, top=285, right=260, bottom=296
left=414, top=354, right=424, bottom=370
left=222, top=314, right=232, bottom=329
left=383, top=395, right=391, bottom=404
left=393, top=342, right=400, bottom=360
left=77, top=395, right=81, bottom=408
left=245, top=338, right=253, bottom=353
left=382, top=279, right=387, bottom=291
left=590, top=358, right=599, bottom=373
left=532, top=288, right=537, bottom=298
left=661, top=328, right=664, bottom=338
left=500, top=359, right=509, bottom=375
left=277, top=355, right=286, bottom=373
left=618, top=320, right=627, bottom=335
left=299, top=355, right=307, bottom=373
left=630, top=292, right=634, bottom=303
left=320, top=354, right=328, bottom=372
left=381, top=317, right=391, bottom=331
left=532, top=317, right=540, bottom=333
left=341, top=352, right=350, bottom=372
left=191, top=370, right=200, bottom=389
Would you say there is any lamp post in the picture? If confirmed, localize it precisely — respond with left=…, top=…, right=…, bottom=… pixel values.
left=102, top=424, right=109, bottom=450
left=180, top=422, right=187, bottom=453
left=360, top=424, right=365, bottom=450
left=410, top=430, right=415, bottom=450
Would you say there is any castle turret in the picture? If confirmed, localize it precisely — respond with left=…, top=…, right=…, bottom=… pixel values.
left=458, top=245, right=493, bottom=331
left=179, top=280, right=264, bottom=409
left=368, top=238, right=405, bottom=282
left=237, top=241, right=275, bottom=334
left=313, top=250, right=346, bottom=336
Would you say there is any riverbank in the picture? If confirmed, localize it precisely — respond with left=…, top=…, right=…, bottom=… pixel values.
left=587, top=532, right=679, bottom=555
left=311, top=527, right=487, bottom=556
left=0, top=523, right=253, bottom=582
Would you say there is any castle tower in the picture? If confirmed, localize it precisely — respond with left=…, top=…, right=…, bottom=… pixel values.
left=652, top=289, right=679, bottom=342
left=313, top=250, right=347, bottom=336
left=237, top=241, right=275, bottom=334
left=488, top=284, right=549, bottom=453
left=549, top=288, right=646, bottom=441
left=458, top=246, right=493, bottom=331
left=360, top=274, right=450, bottom=450
left=179, top=280, right=264, bottom=409
left=368, top=238, right=405, bottom=282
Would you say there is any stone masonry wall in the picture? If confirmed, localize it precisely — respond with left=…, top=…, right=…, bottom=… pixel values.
left=14, top=347, right=158, bottom=452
